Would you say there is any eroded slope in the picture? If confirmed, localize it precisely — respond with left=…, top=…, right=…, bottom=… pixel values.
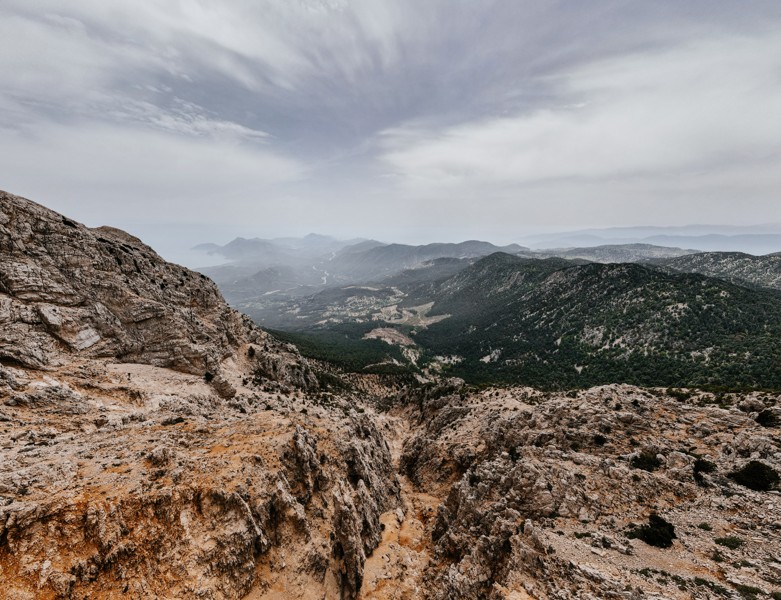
left=0, top=361, right=398, bottom=599
left=369, top=383, right=781, bottom=599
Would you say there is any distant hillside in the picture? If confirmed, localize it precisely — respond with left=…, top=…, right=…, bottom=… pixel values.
left=522, top=225, right=781, bottom=255
left=416, top=253, right=781, bottom=388
left=380, top=257, right=474, bottom=286
left=195, top=233, right=364, bottom=261
left=654, top=251, right=781, bottom=291
left=327, top=240, right=527, bottom=282
left=243, top=257, right=478, bottom=330
left=264, top=252, right=781, bottom=389
left=538, top=243, right=697, bottom=263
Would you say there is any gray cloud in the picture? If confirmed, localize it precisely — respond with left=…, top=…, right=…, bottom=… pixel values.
left=380, top=31, right=781, bottom=187
left=1, top=1, right=781, bottom=260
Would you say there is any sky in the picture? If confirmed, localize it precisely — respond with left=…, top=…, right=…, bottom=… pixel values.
left=2, top=1, right=781, bottom=262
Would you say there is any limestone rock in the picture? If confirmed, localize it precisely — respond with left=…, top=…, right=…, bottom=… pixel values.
left=0, top=191, right=313, bottom=388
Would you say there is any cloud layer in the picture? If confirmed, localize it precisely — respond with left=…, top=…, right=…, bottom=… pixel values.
left=1, top=1, right=780, bottom=255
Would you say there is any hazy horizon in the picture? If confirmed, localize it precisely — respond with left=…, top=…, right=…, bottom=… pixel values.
left=7, top=185, right=781, bottom=267
left=166, top=223, right=781, bottom=269
left=2, top=1, right=781, bottom=252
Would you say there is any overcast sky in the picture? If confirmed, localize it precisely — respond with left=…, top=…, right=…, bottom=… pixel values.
left=2, top=1, right=781, bottom=261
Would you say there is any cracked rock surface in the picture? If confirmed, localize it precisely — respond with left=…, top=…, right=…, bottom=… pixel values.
left=0, top=192, right=399, bottom=599
left=378, top=383, right=781, bottom=600
left=0, top=191, right=313, bottom=390
left=0, top=362, right=399, bottom=599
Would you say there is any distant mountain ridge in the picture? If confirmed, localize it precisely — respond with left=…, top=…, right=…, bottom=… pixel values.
left=196, top=235, right=532, bottom=306
left=535, top=243, right=697, bottom=263
left=521, top=225, right=781, bottom=255
left=328, top=240, right=528, bottom=282
left=264, top=251, right=781, bottom=389
left=654, top=251, right=781, bottom=291
left=194, top=233, right=368, bottom=260
left=194, top=233, right=717, bottom=318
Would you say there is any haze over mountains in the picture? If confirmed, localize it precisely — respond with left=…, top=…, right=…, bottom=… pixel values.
left=520, top=224, right=781, bottom=255
left=194, top=223, right=781, bottom=292
left=196, top=235, right=530, bottom=300
left=187, top=227, right=781, bottom=392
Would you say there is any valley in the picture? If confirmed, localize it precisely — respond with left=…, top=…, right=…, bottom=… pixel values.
left=2, top=192, right=781, bottom=600
left=205, top=238, right=781, bottom=390
left=4, top=3, right=781, bottom=599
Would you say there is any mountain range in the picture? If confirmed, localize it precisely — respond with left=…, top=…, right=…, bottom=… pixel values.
left=520, top=224, right=781, bottom=254
left=3, top=190, right=781, bottom=599
left=197, top=236, right=532, bottom=311
left=194, top=235, right=721, bottom=325
left=265, top=251, right=781, bottom=389
left=190, top=229, right=781, bottom=390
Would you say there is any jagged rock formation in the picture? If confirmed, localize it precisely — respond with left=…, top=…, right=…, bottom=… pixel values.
left=0, top=191, right=312, bottom=390
left=0, top=192, right=398, bottom=599
left=386, top=383, right=781, bottom=599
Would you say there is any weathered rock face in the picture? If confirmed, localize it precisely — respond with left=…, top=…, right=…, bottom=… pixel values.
left=393, top=384, right=781, bottom=600
left=0, top=363, right=399, bottom=599
left=0, top=191, right=399, bottom=599
left=0, top=191, right=314, bottom=390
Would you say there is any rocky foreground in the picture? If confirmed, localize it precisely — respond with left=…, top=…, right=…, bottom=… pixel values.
left=0, top=361, right=398, bottom=599
left=390, top=383, right=781, bottom=599
left=1, top=192, right=781, bottom=599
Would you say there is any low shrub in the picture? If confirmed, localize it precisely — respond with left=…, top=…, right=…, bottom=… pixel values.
left=693, top=458, right=717, bottom=485
left=728, top=460, right=780, bottom=492
left=733, top=583, right=762, bottom=599
left=628, top=513, right=676, bottom=548
left=715, top=536, right=744, bottom=549
left=756, top=409, right=778, bottom=427
left=667, top=388, right=693, bottom=401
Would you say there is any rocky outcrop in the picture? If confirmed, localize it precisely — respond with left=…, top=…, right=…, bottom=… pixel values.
left=0, top=192, right=397, bottom=598
left=0, top=363, right=399, bottom=599
left=0, top=191, right=314, bottom=390
left=394, top=384, right=781, bottom=599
